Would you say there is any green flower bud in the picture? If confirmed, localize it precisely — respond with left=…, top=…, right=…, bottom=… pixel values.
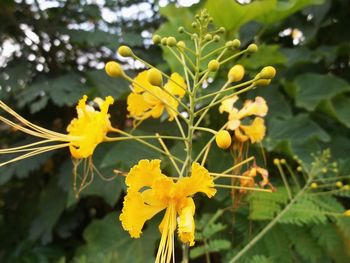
left=177, top=41, right=186, bottom=50
left=218, top=27, right=226, bottom=34
left=105, top=61, right=123, bottom=77
left=247, top=43, right=258, bottom=53
left=191, top=34, right=198, bottom=40
left=118, top=46, right=133, bottom=57
left=152, top=34, right=161, bottom=45
left=232, top=39, right=241, bottom=48
left=166, top=37, right=177, bottom=47
left=147, top=68, right=163, bottom=86
left=178, top=27, right=185, bottom=33
left=310, top=183, right=318, bottom=189
left=208, top=59, right=220, bottom=72
left=204, top=34, right=212, bottom=41
left=213, top=35, right=220, bottom=42
left=191, top=22, right=197, bottom=28
left=161, top=37, right=168, bottom=45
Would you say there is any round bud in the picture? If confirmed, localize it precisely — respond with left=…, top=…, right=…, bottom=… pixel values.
left=343, top=185, right=350, bottom=190
left=260, top=66, right=276, bottom=79
left=225, top=41, right=234, bottom=49
left=191, top=34, right=198, bottom=40
left=218, top=27, right=225, bottom=34
left=215, top=130, right=232, bottom=149
left=204, top=34, right=212, bottom=42
left=208, top=59, right=220, bottom=72
left=335, top=181, right=343, bottom=188
left=147, top=68, right=163, bottom=87
left=232, top=39, right=241, bottom=48
left=273, top=159, right=280, bottom=165
left=105, top=61, right=123, bottom=77
left=254, top=79, right=271, bottom=87
left=322, top=168, right=328, bottom=173
left=177, top=41, right=186, bottom=50
left=191, top=22, right=197, bottom=28
left=161, top=37, right=168, bottom=45
left=208, top=18, right=213, bottom=23
left=297, top=166, right=302, bottom=172
left=195, top=14, right=200, bottom=19
left=178, top=27, right=185, bottom=33
left=213, top=35, right=220, bottom=42
left=280, top=159, right=286, bottom=164
left=228, top=64, right=245, bottom=83
left=247, top=43, right=258, bottom=53
left=166, top=37, right=177, bottom=47
left=345, top=210, right=350, bottom=217
left=310, top=183, right=318, bottom=189
left=152, top=34, right=161, bottom=45
left=118, top=46, right=133, bottom=57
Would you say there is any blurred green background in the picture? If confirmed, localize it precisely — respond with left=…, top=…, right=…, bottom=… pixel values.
left=0, top=0, right=350, bottom=262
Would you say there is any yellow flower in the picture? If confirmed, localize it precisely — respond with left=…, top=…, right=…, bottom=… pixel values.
left=0, top=95, right=114, bottom=166
left=219, top=96, right=268, bottom=143
left=120, top=159, right=216, bottom=263
left=127, top=70, right=186, bottom=122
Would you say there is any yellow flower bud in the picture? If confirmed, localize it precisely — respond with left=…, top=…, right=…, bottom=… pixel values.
left=191, top=22, right=197, bottom=28
left=254, top=74, right=271, bottom=87
left=161, top=37, right=168, bottom=45
left=260, top=66, right=276, bottom=79
left=344, top=210, right=350, bottom=217
left=335, top=181, right=343, bottom=188
left=166, top=37, right=177, bottom=47
left=343, top=185, right=350, bottom=190
left=218, top=27, right=225, bottom=34
left=152, top=34, right=161, bottom=45
left=215, top=130, right=232, bottom=149
left=280, top=159, right=286, bottom=164
left=247, top=43, right=258, bottom=53
left=118, top=46, right=133, bottom=57
left=228, top=65, right=244, bottom=83
left=273, top=159, right=280, bottom=165
left=297, top=166, right=302, bottom=172
left=177, top=41, right=186, bottom=50
left=147, top=68, right=163, bottom=87
left=208, top=60, right=220, bottom=72
left=232, top=39, right=241, bottom=48
left=105, top=61, right=123, bottom=77
left=310, top=182, right=318, bottom=189
left=225, top=41, right=234, bottom=49
left=178, top=27, right=184, bottom=33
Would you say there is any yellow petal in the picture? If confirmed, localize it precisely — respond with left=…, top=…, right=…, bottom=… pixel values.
left=176, top=163, right=216, bottom=198
left=119, top=191, right=165, bottom=238
left=164, top=73, right=187, bottom=98
left=240, top=117, right=266, bottom=143
left=234, top=127, right=249, bottom=142
left=67, top=96, right=112, bottom=159
left=219, top=96, right=239, bottom=114
left=127, top=93, right=152, bottom=120
left=126, top=159, right=163, bottom=192
left=177, top=197, right=196, bottom=246
left=238, top=96, right=268, bottom=119
left=132, top=70, right=157, bottom=93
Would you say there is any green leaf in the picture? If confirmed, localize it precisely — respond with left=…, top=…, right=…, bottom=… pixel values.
left=76, top=213, right=157, bottom=263
left=63, top=29, right=119, bottom=49
left=206, top=0, right=275, bottom=33
left=293, top=73, right=350, bottom=111
left=189, top=239, right=230, bottom=259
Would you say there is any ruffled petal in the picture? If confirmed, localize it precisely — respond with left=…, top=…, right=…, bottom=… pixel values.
left=177, top=197, right=196, bottom=246
left=176, top=163, right=216, bottom=198
left=126, top=159, right=163, bottom=192
left=120, top=191, right=165, bottom=238
left=238, top=96, right=268, bottom=119
left=219, top=96, right=239, bottom=114
left=164, top=73, right=187, bottom=98
left=132, top=70, right=156, bottom=94
left=240, top=117, right=266, bottom=143
left=127, top=93, right=152, bottom=119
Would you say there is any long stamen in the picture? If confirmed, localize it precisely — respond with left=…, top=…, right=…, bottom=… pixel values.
left=0, top=139, right=60, bottom=153
left=215, top=184, right=273, bottom=192
left=0, top=143, right=70, bottom=167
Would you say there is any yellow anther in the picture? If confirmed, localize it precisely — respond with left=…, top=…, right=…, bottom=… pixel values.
left=208, top=60, right=220, bottom=72
left=118, top=46, right=133, bottom=57
left=215, top=130, right=232, bottom=149
left=105, top=61, right=123, bottom=78
left=227, top=65, right=244, bottom=83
